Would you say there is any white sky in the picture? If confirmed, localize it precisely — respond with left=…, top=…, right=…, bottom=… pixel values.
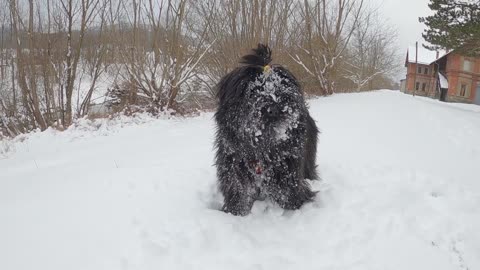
left=371, top=0, right=434, bottom=80
left=373, top=0, right=433, bottom=55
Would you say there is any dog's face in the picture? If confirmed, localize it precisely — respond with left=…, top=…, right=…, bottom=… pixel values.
left=243, top=67, right=303, bottom=145
left=215, top=44, right=305, bottom=148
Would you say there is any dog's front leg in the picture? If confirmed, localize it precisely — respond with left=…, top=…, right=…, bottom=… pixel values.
left=279, top=180, right=316, bottom=210
left=220, top=181, right=256, bottom=216
left=269, top=158, right=316, bottom=210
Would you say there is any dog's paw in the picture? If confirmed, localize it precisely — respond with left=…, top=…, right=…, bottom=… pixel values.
left=221, top=204, right=251, bottom=216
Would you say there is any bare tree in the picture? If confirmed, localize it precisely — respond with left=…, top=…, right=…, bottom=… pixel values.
left=55, top=0, right=102, bottom=126
left=344, top=10, right=399, bottom=91
left=289, top=0, right=365, bottom=95
left=0, top=0, right=401, bottom=137
left=77, top=0, right=110, bottom=117
left=191, top=0, right=298, bottom=96
left=112, top=0, right=215, bottom=111
left=9, top=0, right=49, bottom=130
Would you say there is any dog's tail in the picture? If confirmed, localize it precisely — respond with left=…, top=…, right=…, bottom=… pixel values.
left=240, top=43, right=272, bottom=66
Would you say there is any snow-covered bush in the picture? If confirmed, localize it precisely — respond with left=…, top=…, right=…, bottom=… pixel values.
left=0, top=137, right=14, bottom=158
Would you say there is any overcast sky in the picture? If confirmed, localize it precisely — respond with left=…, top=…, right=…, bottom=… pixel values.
left=374, top=0, right=433, bottom=54
left=371, top=0, right=433, bottom=80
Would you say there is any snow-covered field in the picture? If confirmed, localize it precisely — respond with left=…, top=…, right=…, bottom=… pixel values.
left=1, top=90, right=479, bottom=270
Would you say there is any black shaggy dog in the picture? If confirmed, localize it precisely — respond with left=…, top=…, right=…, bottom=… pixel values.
left=214, top=44, right=319, bottom=216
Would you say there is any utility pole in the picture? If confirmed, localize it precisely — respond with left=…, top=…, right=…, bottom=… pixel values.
left=413, top=41, right=418, bottom=97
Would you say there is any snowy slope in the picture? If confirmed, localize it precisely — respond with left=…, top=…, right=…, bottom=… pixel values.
left=1, top=90, right=480, bottom=270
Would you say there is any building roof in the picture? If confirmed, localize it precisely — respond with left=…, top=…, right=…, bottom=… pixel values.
left=434, top=50, right=454, bottom=63
left=406, top=46, right=446, bottom=65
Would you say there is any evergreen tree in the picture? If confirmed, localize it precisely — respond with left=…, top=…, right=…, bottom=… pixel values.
left=420, top=0, right=480, bottom=56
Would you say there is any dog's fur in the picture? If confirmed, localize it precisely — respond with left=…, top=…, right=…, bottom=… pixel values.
left=214, top=44, right=319, bottom=216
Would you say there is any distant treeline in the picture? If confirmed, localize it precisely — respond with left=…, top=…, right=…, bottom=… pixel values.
left=0, top=0, right=399, bottom=137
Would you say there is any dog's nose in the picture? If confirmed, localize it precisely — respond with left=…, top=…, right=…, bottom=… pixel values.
left=267, top=107, right=279, bottom=117
left=262, top=106, right=282, bottom=123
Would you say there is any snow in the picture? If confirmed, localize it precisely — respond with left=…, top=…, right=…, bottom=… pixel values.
left=439, top=73, right=449, bottom=88
left=1, top=90, right=480, bottom=270
left=407, top=46, right=445, bottom=65
left=274, top=121, right=289, bottom=141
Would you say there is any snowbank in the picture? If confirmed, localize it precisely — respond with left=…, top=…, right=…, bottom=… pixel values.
left=1, top=90, right=479, bottom=270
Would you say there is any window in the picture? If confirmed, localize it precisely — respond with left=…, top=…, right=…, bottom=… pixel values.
left=460, top=84, right=467, bottom=96
left=417, top=66, right=422, bottom=73
left=422, top=83, right=427, bottom=91
left=424, top=68, right=429, bottom=75
left=463, top=58, right=473, bottom=72
left=416, top=82, right=420, bottom=91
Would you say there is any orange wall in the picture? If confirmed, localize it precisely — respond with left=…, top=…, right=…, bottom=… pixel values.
left=405, top=63, right=436, bottom=92
left=404, top=52, right=480, bottom=102
left=445, top=54, right=480, bottom=101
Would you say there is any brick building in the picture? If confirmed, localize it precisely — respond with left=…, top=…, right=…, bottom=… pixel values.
left=401, top=46, right=480, bottom=105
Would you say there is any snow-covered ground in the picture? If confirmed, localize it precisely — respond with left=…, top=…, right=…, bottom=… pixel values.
left=1, top=90, right=479, bottom=270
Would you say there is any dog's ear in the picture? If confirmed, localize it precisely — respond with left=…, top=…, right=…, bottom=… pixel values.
left=240, top=43, right=272, bottom=66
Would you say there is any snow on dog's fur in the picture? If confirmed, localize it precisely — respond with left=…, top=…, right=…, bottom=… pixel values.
left=214, top=44, right=319, bottom=216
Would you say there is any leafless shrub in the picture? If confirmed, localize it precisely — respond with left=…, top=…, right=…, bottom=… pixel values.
left=0, top=0, right=399, bottom=137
